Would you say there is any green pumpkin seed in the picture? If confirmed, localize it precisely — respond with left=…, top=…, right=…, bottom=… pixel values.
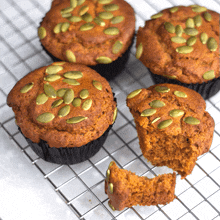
left=112, top=107, right=117, bottom=123
left=203, top=70, right=215, bottom=80
left=63, top=89, right=74, bottom=104
left=68, top=16, right=82, bottom=22
left=103, top=4, right=119, bottom=11
left=72, top=98, right=82, bottom=107
left=176, top=46, right=193, bottom=54
left=98, top=0, right=113, bottom=4
left=66, top=50, right=76, bottom=62
left=194, top=15, right=202, bottom=27
left=151, top=12, right=163, bottom=19
left=38, top=27, right=46, bottom=39
left=184, top=28, right=198, bottom=36
left=53, top=23, right=62, bottom=34
left=96, top=56, right=112, bottom=64
left=111, top=15, right=124, bottom=24
left=171, top=36, right=186, bottom=44
left=36, top=93, right=48, bottom=105
left=20, top=82, right=34, bottom=93
left=80, top=89, right=89, bottom=99
left=109, top=161, right=114, bottom=168
left=108, top=201, right=115, bottom=211
left=44, top=74, right=61, bottom=82
left=106, top=169, right=110, bottom=182
left=136, top=43, right=143, bottom=59
left=58, top=105, right=70, bottom=117
left=99, top=11, right=114, bottom=19
left=70, top=0, right=77, bottom=8
left=80, top=23, right=94, bottom=31
left=192, top=6, right=207, bottom=13
left=66, top=116, right=87, bottom=124
left=158, top=119, right=173, bottom=129
left=127, top=89, right=142, bottom=99
left=207, top=37, right=218, bottom=51
left=53, top=61, right=66, bottom=66
left=108, top=183, right=113, bottom=194
left=62, top=13, right=72, bottom=18
left=77, top=0, right=85, bottom=6
left=63, top=79, right=80, bottom=85
left=44, top=83, right=57, bottom=98
left=79, top=5, right=89, bottom=16
left=63, top=71, right=83, bottom=79
left=164, top=22, right=175, bottom=33
left=186, top=18, right=194, bottom=28
left=57, top=88, right=67, bottom=97
left=163, top=74, right=177, bottom=79
left=169, top=109, right=184, bottom=117
left=46, top=65, right=63, bottom=74
left=82, top=99, right=92, bottom=110
left=141, top=109, right=156, bottom=117
left=51, top=99, right=63, bottom=108
left=170, top=7, right=178, bottom=13
left=187, top=36, right=197, bottom=46
left=149, top=100, right=165, bottom=108
left=200, top=33, right=208, bottom=44
left=61, top=7, right=74, bottom=14
left=151, top=117, right=160, bottom=124
left=94, top=17, right=105, bottom=26
left=61, top=22, right=70, bottom=32
left=81, top=13, right=93, bottom=22
left=93, top=80, right=102, bottom=90
left=104, top=27, right=119, bottom=35
left=36, top=113, right=55, bottom=123
left=204, top=11, right=212, bottom=21
left=174, top=90, right=187, bottom=98
left=175, top=25, right=183, bottom=37
left=112, top=41, right=123, bottom=54
left=183, top=116, right=200, bottom=125
left=155, top=86, right=170, bottom=93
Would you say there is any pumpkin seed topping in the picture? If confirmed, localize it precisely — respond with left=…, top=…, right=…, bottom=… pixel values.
left=98, top=0, right=113, bottom=4
left=204, top=11, right=212, bottom=21
left=171, top=36, right=186, bottom=44
left=80, top=23, right=94, bottom=31
left=68, top=16, right=82, bottom=22
left=77, top=0, right=85, bottom=6
left=61, top=22, right=70, bottom=32
left=54, top=23, right=62, bottom=34
left=44, top=83, right=57, bottom=98
left=109, top=161, right=114, bottom=168
left=184, top=116, right=200, bottom=125
left=108, top=201, right=115, bottom=211
left=169, top=109, right=184, bottom=117
left=46, top=65, right=63, bottom=74
left=103, top=4, right=119, bottom=11
left=203, top=70, right=215, bottom=80
left=96, top=56, right=112, bottom=64
left=151, top=12, right=163, bottom=19
left=44, top=74, right=61, bottom=82
left=207, top=37, right=218, bottom=51
left=200, top=33, right=208, bottom=44
left=70, top=0, right=77, bottom=8
left=104, top=27, right=119, bottom=35
left=194, top=15, right=202, bottom=27
left=38, top=27, right=46, bottom=39
left=127, top=89, right=142, bottom=99
left=58, top=105, right=70, bottom=117
left=80, top=89, right=89, bottom=99
left=111, top=15, right=124, bottom=24
left=176, top=46, right=193, bottom=54
left=170, top=7, right=178, bottom=13
left=53, top=62, right=66, bottom=66
left=112, top=107, right=117, bottom=123
left=72, top=98, right=82, bottom=107
left=82, top=99, right=92, bottom=110
left=192, top=6, right=207, bottom=13
left=187, top=36, right=197, bottom=46
left=81, top=13, right=93, bottom=22
left=164, top=22, right=175, bottom=33
left=61, top=7, right=74, bottom=14
left=36, top=93, right=48, bottom=105
left=51, top=99, right=63, bottom=108
left=141, top=109, right=156, bottom=117
left=93, top=80, right=102, bottom=90
left=158, top=119, right=173, bottom=129
left=94, top=17, right=105, bottom=26
left=174, top=91, right=187, bottom=98
left=163, top=74, right=177, bottom=79
left=62, top=13, right=72, bottom=18
left=64, top=71, right=83, bottom=79
left=63, top=89, right=74, bottom=104
left=149, top=100, right=165, bottom=108
left=108, top=183, right=113, bottom=194
left=66, top=116, right=87, bottom=124
left=99, top=11, right=114, bottom=19
left=155, top=86, right=170, bottom=93
left=112, top=41, right=123, bottom=54
left=20, top=82, right=34, bottom=93
left=57, top=88, right=67, bottom=97
left=184, top=28, right=198, bottom=36
left=63, top=78, right=80, bottom=86
left=106, top=169, right=110, bottom=182
left=136, top=43, right=143, bottom=59
left=79, top=5, right=89, bottom=16
left=151, top=117, right=161, bottom=124
left=186, top=18, right=195, bottom=28
left=36, top=113, right=55, bottom=123
left=175, top=25, right=183, bottom=37
left=66, top=50, right=76, bottom=62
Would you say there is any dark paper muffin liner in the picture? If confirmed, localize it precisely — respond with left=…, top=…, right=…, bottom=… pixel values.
left=148, top=70, right=220, bottom=100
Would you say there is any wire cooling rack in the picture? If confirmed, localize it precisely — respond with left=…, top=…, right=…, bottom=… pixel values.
left=1, top=0, right=220, bottom=219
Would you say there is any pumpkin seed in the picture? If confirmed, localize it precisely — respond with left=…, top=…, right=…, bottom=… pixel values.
left=77, top=0, right=85, bottom=6
left=46, top=65, right=63, bottom=74
left=141, top=109, right=156, bottom=117
left=96, top=56, right=112, bottom=64
left=187, top=36, right=197, bottom=46
left=80, top=89, right=89, bottom=99
left=203, top=70, right=215, bottom=80
left=108, top=183, right=113, bottom=194
left=57, top=88, right=67, bottom=97
left=53, top=61, right=66, bottom=65
left=136, top=42, right=143, bottom=59
left=106, top=169, right=110, bottom=182
left=58, top=105, right=70, bottom=117
left=164, top=22, right=175, bottom=33
left=81, top=13, right=93, bottom=22
left=184, top=28, right=198, bottom=36
left=72, top=98, right=81, bottom=107
left=38, top=27, right=46, bottom=39
left=82, top=99, right=92, bottom=110
left=68, top=16, right=82, bottom=22
left=155, top=86, right=170, bottom=93
left=103, top=4, right=119, bottom=11
left=158, top=119, right=173, bottom=129
left=207, top=37, right=218, bottom=51
left=20, top=82, right=34, bottom=93
left=200, top=33, right=208, bottom=44
left=112, top=41, right=123, bottom=54
left=36, top=93, right=48, bottom=105
left=93, top=80, right=102, bottom=90
left=183, top=116, right=200, bottom=125
left=61, top=22, right=70, bottom=32
left=53, top=23, right=62, bottom=34
left=174, top=90, right=187, bottom=98
left=149, top=100, right=165, bottom=108
left=104, top=27, right=119, bottom=35
left=51, top=99, right=63, bottom=108
left=99, top=11, right=114, bottom=19
left=63, top=89, right=74, bottom=104
left=108, top=201, right=115, bottom=211
left=98, top=0, right=113, bottom=4
left=170, top=7, right=178, bottom=13
left=44, top=83, right=57, bottom=98
left=171, top=36, right=186, bottom=44
left=79, top=5, right=89, bottom=16
left=44, top=74, right=61, bottom=82
left=62, top=13, right=72, bottom=18
left=127, top=89, right=142, bottom=99
left=175, top=25, right=183, bottom=37
left=61, top=7, right=74, bottom=14
left=169, top=109, right=184, bottom=117
left=36, top=113, right=55, bottom=123
left=151, top=12, right=163, bottom=19
left=204, top=11, right=212, bottom=21
left=192, top=6, right=207, bottom=13
left=70, top=0, right=77, bottom=8
left=94, top=17, right=105, bottom=26
left=64, top=71, right=83, bottom=79
left=66, top=116, right=87, bottom=124
left=112, top=107, right=117, bottom=123
left=163, top=74, right=177, bottom=79
left=151, top=117, right=160, bottom=124
left=66, top=50, right=76, bottom=62
left=80, top=23, right=94, bottom=31
left=109, top=161, right=114, bottom=168
left=111, top=15, right=124, bottom=24
left=176, top=46, right=193, bottom=54
left=186, top=18, right=194, bottom=28
left=194, top=15, right=202, bottom=27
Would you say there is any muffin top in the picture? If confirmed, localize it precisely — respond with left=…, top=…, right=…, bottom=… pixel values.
left=38, top=0, right=135, bottom=65
left=136, top=5, right=219, bottom=84
left=7, top=62, right=117, bottom=148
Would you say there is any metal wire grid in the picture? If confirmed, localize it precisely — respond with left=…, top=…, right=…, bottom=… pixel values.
left=1, top=0, right=220, bottom=219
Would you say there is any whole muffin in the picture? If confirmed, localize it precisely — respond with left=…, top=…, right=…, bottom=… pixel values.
left=7, top=62, right=117, bottom=164
left=126, top=84, right=214, bottom=179
left=38, top=0, right=135, bottom=79
left=136, top=5, right=219, bottom=99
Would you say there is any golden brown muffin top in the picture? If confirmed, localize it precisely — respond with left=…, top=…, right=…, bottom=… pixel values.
left=7, top=62, right=117, bottom=148
left=136, top=5, right=219, bottom=84
left=38, top=0, right=135, bottom=65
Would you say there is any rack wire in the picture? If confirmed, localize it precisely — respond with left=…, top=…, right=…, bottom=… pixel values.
left=1, top=0, right=220, bottom=219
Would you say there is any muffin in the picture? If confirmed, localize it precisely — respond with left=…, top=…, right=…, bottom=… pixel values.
left=105, top=161, right=176, bottom=211
left=126, top=84, right=214, bottom=178
left=7, top=62, right=117, bottom=164
left=38, top=0, right=135, bottom=80
left=136, top=5, right=219, bottom=99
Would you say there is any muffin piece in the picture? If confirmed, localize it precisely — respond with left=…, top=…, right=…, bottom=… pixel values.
left=38, top=0, right=135, bottom=79
left=136, top=5, right=219, bottom=99
left=126, top=84, right=214, bottom=178
left=105, top=161, right=176, bottom=211
left=7, top=62, right=117, bottom=164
